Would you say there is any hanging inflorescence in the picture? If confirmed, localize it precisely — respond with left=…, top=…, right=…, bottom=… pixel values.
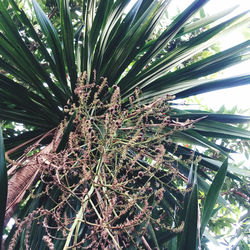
left=10, top=73, right=199, bottom=249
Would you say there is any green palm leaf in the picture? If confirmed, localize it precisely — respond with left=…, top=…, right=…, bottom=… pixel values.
left=0, top=125, right=7, bottom=249
left=32, top=0, right=70, bottom=96
left=200, top=159, right=228, bottom=235
left=179, top=164, right=198, bottom=250
left=59, top=0, right=77, bottom=95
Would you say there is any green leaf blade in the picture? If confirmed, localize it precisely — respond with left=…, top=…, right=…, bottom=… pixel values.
left=60, top=0, right=78, bottom=96
left=200, top=159, right=228, bottom=236
left=179, top=183, right=198, bottom=250
left=32, top=0, right=70, bottom=97
left=0, top=126, right=7, bottom=249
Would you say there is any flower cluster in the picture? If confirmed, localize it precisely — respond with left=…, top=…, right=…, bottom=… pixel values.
left=10, top=73, right=197, bottom=249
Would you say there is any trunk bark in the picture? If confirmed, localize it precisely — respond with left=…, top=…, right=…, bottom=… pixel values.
left=4, top=128, right=62, bottom=227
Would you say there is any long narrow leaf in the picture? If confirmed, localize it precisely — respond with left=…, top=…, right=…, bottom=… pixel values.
left=194, top=120, right=250, bottom=140
left=0, top=4, right=67, bottom=108
left=135, top=20, right=249, bottom=99
left=176, top=5, right=238, bottom=38
left=200, top=159, right=228, bottom=235
left=175, top=74, right=250, bottom=99
left=148, top=223, right=160, bottom=249
left=0, top=75, right=60, bottom=122
left=32, top=0, right=70, bottom=97
left=171, top=111, right=250, bottom=124
left=141, top=5, right=238, bottom=52
left=0, top=126, right=7, bottom=249
left=60, top=0, right=78, bottom=95
left=8, top=0, right=57, bottom=73
left=179, top=182, right=198, bottom=249
left=121, top=0, right=209, bottom=84
left=123, top=16, right=250, bottom=100
left=172, top=130, right=228, bottom=156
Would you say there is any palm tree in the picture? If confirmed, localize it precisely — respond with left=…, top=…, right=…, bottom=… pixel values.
left=0, top=0, right=249, bottom=249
